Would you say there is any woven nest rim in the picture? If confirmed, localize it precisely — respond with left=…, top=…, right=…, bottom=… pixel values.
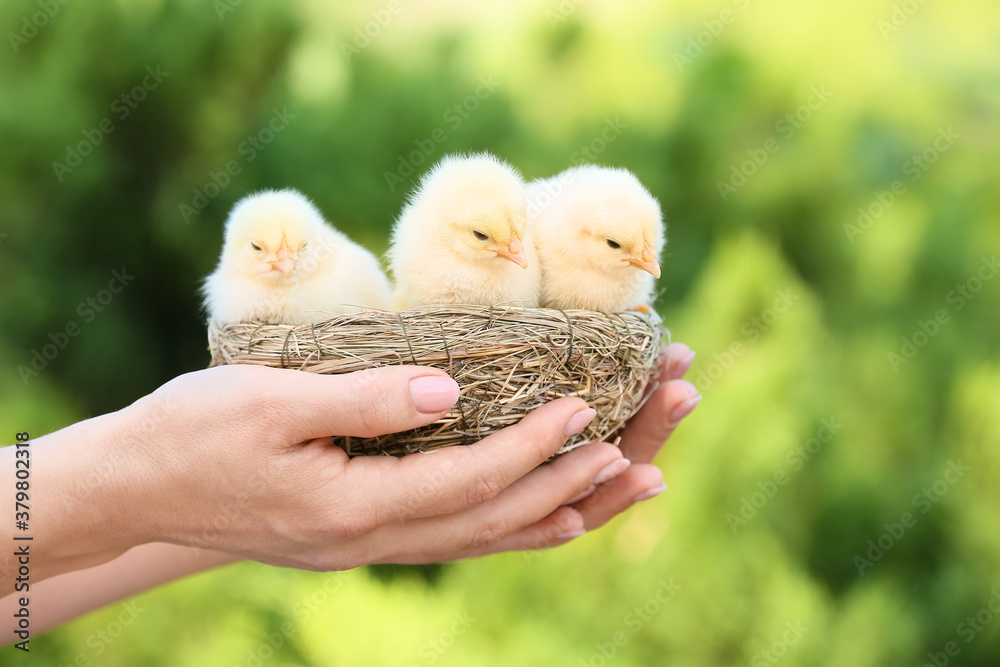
left=208, top=305, right=668, bottom=457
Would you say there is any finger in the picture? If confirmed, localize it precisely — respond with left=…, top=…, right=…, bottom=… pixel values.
left=482, top=463, right=667, bottom=552
left=344, top=397, right=597, bottom=522
left=663, top=343, right=695, bottom=380
left=637, top=345, right=691, bottom=405
left=618, top=379, right=700, bottom=464
left=363, top=442, right=624, bottom=561
left=251, top=365, right=461, bottom=440
left=467, top=505, right=587, bottom=556
left=573, top=463, right=666, bottom=531
left=386, top=463, right=667, bottom=561
left=393, top=505, right=587, bottom=564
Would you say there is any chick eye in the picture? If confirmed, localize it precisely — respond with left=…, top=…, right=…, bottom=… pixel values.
left=472, top=230, right=489, bottom=241
left=250, top=241, right=263, bottom=252
left=606, top=239, right=622, bottom=250
left=300, top=241, right=308, bottom=250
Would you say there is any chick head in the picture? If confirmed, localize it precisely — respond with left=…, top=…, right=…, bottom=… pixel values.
left=418, top=153, right=529, bottom=269
left=562, top=166, right=662, bottom=279
left=222, top=189, right=324, bottom=282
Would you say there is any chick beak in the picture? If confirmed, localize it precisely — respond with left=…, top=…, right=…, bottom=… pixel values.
left=269, top=239, right=296, bottom=274
left=493, top=237, right=529, bottom=269
left=628, top=243, right=661, bottom=278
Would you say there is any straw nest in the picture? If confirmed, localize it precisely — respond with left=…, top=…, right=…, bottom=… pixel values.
left=208, top=306, right=666, bottom=457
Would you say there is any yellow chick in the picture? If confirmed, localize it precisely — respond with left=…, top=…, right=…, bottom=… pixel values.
left=527, top=165, right=665, bottom=312
left=388, top=153, right=541, bottom=309
left=203, top=189, right=392, bottom=325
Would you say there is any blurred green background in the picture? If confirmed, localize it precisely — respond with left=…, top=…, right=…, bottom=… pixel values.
left=2, top=0, right=999, bottom=665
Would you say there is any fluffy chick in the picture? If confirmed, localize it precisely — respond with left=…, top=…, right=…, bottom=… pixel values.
left=203, top=189, right=392, bottom=325
left=388, top=153, right=541, bottom=309
left=527, top=165, right=665, bottom=312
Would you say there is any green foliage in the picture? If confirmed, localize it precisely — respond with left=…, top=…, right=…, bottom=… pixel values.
left=1, top=0, right=998, bottom=664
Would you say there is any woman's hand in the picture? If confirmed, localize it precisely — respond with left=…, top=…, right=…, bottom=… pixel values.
left=5, top=344, right=699, bottom=639
left=57, top=365, right=622, bottom=574
left=466, top=342, right=700, bottom=555
left=21, top=346, right=698, bottom=583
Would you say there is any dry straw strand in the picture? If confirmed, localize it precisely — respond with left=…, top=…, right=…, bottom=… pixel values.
left=208, top=306, right=666, bottom=457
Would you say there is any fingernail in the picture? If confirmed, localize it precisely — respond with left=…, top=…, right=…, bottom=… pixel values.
left=632, top=482, right=667, bottom=503
left=565, top=485, right=596, bottom=505
left=409, top=376, right=460, bottom=413
left=668, top=394, right=702, bottom=423
left=592, top=458, right=631, bottom=485
left=564, top=408, right=597, bottom=438
left=556, top=530, right=586, bottom=540
left=682, top=350, right=696, bottom=370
